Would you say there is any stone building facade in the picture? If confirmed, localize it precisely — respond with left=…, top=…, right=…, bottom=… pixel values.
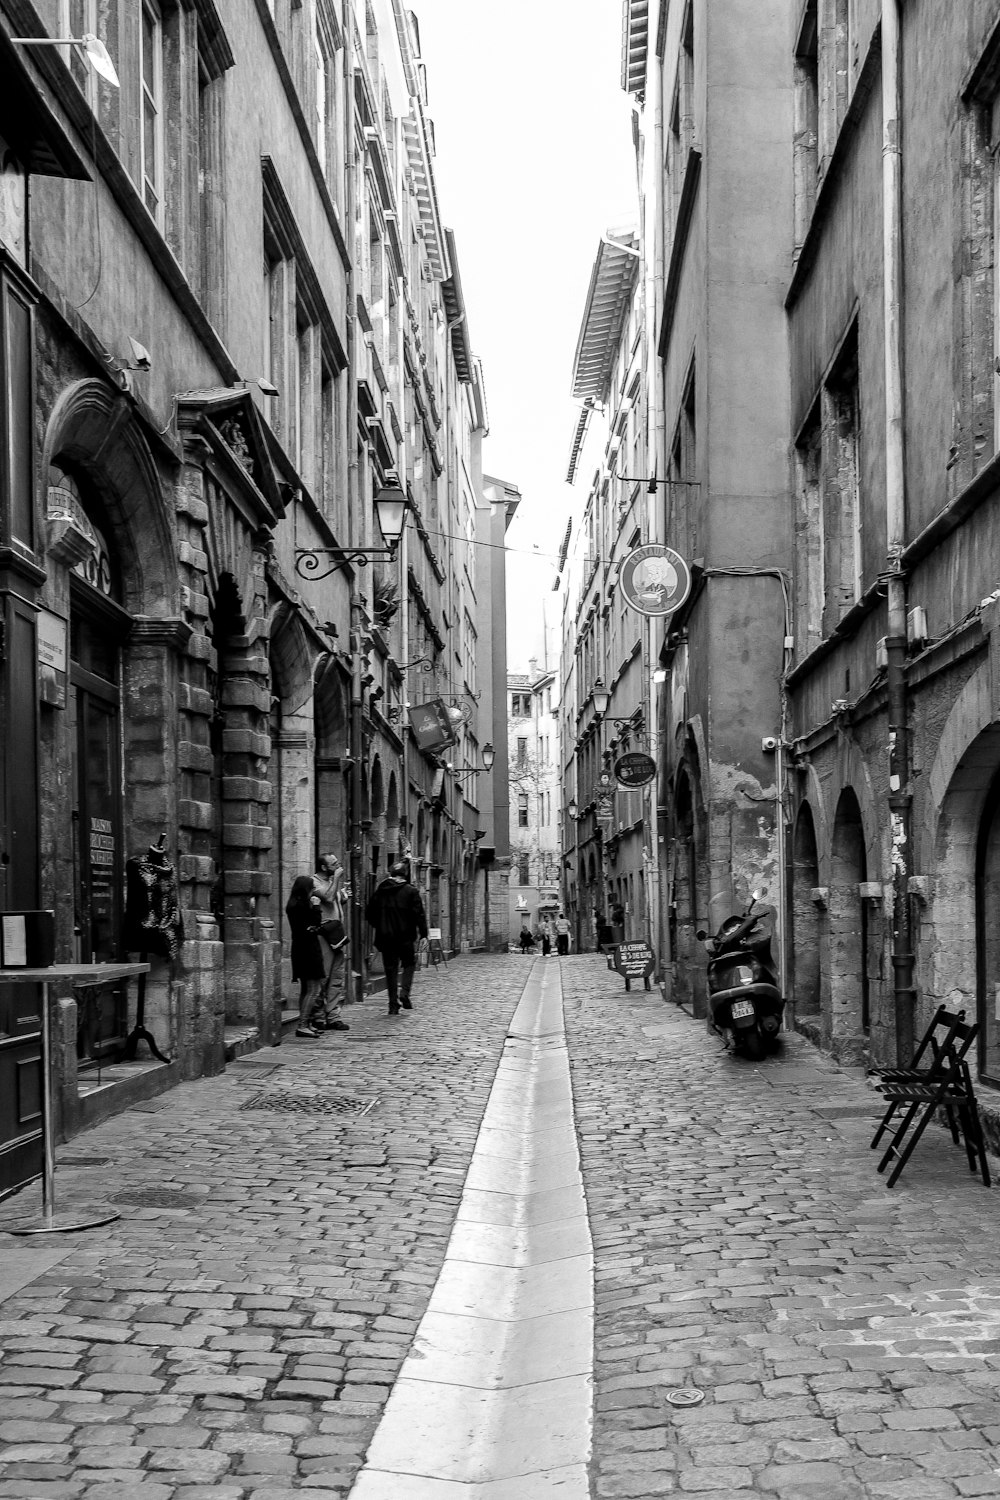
left=613, top=0, right=1000, bottom=1110
left=0, top=0, right=504, bottom=1186
left=507, top=665, right=560, bottom=944
left=560, top=230, right=661, bottom=958
left=783, top=0, right=1000, bottom=1092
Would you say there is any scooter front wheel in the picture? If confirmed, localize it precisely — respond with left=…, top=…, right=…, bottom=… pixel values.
left=736, top=1024, right=766, bottom=1061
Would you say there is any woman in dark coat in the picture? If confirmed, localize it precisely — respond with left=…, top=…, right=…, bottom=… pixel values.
left=286, top=875, right=326, bottom=1037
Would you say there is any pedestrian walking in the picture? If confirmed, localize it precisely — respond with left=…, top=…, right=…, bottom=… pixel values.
left=285, top=875, right=326, bottom=1038
left=365, top=861, right=428, bottom=1015
left=555, top=912, right=571, bottom=956
left=310, top=852, right=349, bottom=1031
left=519, top=922, right=536, bottom=955
left=538, top=918, right=553, bottom=956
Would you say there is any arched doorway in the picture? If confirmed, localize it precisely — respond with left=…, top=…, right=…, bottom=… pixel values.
left=927, top=716, right=1000, bottom=1084
left=976, top=773, right=1000, bottom=1082
left=268, top=604, right=319, bottom=1007
left=370, top=757, right=385, bottom=875
left=672, top=769, right=706, bottom=1013
left=385, top=773, right=400, bottom=864
left=829, top=788, right=869, bottom=1063
left=792, top=802, right=822, bottom=1024
left=313, top=657, right=349, bottom=863
left=59, top=464, right=130, bottom=1065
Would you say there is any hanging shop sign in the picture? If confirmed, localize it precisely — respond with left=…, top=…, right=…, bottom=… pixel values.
left=615, top=751, right=656, bottom=788
left=619, top=544, right=692, bottom=618
left=37, top=608, right=67, bottom=709
left=408, top=698, right=456, bottom=752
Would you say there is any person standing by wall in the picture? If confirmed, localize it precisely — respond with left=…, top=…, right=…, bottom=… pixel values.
left=555, top=911, right=571, bottom=956
left=285, top=876, right=326, bottom=1038
left=310, top=853, right=350, bottom=1032
left=365, top=861, right=429, bottom=1016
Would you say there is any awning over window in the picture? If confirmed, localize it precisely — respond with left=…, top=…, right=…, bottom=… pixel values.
left=0, top=32, right=90, bottom=179
left=571, top=233, right=640, bottom=403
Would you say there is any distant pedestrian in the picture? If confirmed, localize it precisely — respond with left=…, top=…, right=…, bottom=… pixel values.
left=519, top=923, right=536, bottom=955
left=555, top=912, right=571, bottom=956
left=310, top=852, right=349, bottom=1031
left=365, top=861, right=428, bottom=1015
left=538, top=919, right=552, bottom=956
left=285, top=876, right=326, bottom=1038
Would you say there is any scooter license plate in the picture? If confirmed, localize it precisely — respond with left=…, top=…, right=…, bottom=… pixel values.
left=730, top=999, right=755, bottom=1020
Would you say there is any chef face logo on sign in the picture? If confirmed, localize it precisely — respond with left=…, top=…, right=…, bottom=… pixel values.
left=619, top=545, right=692, bottom=618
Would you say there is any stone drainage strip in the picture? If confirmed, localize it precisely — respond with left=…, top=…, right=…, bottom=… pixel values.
left=350, top=958, right=594, bottom=1498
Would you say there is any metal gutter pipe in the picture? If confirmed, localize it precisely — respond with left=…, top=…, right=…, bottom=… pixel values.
left=882, top=0, right=914, bottom=1063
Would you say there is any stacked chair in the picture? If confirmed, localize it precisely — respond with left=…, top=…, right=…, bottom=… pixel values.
left=870, top=1005, right=991, bottom=1189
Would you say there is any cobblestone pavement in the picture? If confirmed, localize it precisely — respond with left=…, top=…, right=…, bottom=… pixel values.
left=7, top=953, right=1000, bottom=1498
left=562, top=955, right=1000, bottom=1500
left=0, top=957, right=527, bottom=1499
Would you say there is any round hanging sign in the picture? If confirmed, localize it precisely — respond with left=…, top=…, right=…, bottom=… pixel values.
left=615, top=751, right=656, bottom=788
left=619, top=544, right=692, bottom=617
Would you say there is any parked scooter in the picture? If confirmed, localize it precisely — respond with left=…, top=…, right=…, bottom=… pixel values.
left=697, top=895, right=784, bottom=1060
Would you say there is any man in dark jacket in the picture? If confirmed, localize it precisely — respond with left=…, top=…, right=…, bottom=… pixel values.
left=365, top=861, right=428, bottom=1015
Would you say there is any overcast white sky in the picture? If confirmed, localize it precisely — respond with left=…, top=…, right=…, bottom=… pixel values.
left=411, top=0, right=637, bottom=670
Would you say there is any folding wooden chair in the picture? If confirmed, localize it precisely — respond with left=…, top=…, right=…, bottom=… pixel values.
left=870, top=1005, right=967, bottom=1154
left=871, top=1011, right=990, bottom=1189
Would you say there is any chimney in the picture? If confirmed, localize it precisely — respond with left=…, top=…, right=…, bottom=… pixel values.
left=528, top=655, right=538, bottom=679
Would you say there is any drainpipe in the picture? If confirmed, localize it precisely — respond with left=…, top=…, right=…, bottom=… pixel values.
left=882, top=0, right=914, bottom=1063
left=651, top=18, right=671, bottom=979
left=344, top=8, right=364, bottom=1006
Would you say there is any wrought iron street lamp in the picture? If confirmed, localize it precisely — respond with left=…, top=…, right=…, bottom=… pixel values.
left=449, top=742, right=495, bottom=780
left=591, top=677, right=643, bottom=729
left=294, top=478, right=409, bottom=579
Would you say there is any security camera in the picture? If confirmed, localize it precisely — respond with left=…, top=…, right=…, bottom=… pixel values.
left=127, top=337, right=151, bottom=372
left=257, top=376, right=280, bottom=397
left=761, top=736, right=778, bottom=753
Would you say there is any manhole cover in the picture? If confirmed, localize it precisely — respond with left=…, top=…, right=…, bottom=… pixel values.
left=59, top=1156, right=112, bottom=1168
left=111, top=1188, right=200, bottom=1210
left=665, top=1388, right=705, bottom=1407
left=239, top=1090, right=379, bottom=1117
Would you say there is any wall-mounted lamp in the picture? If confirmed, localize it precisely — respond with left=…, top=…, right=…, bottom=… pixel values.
left=591, top=678, right=643, bottom=728
left=295, top=476, right=408, bottom=580
left=567, top=797, right=579, bottom=820
left=11, top=31, right=120, bottom=87
left=124, top=337, right=151, bottom=372
left=450, top=742, right=495, bottom=780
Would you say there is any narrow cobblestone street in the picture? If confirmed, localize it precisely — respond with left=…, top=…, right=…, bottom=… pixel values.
left=2, top=954, right=1000, bottom=1498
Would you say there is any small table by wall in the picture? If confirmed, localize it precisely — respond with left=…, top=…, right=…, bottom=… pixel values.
left=0, top=962, right=149, bottom=1235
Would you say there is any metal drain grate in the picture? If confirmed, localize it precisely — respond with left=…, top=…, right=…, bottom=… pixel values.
left=111, top=1188, right=201, bottom=1210
left=239, top=1090, right=379, bottom=1117
left=59, top=1156, right=112, bottom=1168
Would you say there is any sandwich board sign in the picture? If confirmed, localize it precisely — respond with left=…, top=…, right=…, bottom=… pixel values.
left=612, top=941, right=655, bottom=992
